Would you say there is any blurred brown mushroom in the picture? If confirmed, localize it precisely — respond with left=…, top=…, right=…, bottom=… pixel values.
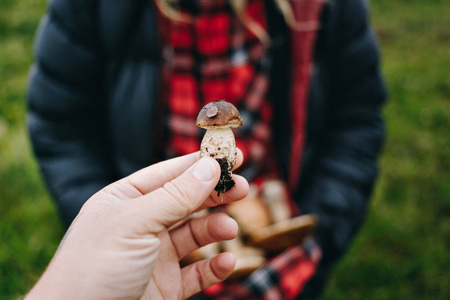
left=248, top=214, right=317, bottom=253
left=262, top=179, right=292, bottom=223
left=225, top=185, right=271, bottom=235
left=222, top=229, right=266, bottom=281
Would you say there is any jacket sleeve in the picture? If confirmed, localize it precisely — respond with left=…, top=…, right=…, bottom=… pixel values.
left=27, top=0, right=115, bottom=227
left=297, top=0, right=387, bottom=296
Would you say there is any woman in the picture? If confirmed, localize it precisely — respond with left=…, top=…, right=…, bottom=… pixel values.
left=27, top=0, right=387, bottom=298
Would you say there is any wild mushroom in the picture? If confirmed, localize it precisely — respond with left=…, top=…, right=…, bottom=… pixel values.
left=196, top=100, right=243, bottom=195
left=222, top=236, right=266, bottom=281
left=226, top=185, right=271, bottom=235
left=248, top=214, right=318, bottom=253
left=261, top=179, right=292, bottom=223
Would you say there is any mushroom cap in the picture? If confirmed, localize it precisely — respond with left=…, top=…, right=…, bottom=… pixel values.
left=248, top=214, right=318, bottom=253
left=227, top=256, right=266, bottom=281
left=196, top=100, right=243, bottom=129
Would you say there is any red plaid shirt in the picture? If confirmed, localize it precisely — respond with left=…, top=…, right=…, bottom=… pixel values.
left=204, top=238, right=322, bottom=300
left=156, top=0, right=326, bottom=298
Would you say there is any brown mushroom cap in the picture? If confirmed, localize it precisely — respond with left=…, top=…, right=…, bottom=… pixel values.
left=248, top=214, right=318, bottom=253
left=196, top=100, right=243, bottom=129
left=227, top=256, right=266, bottom=281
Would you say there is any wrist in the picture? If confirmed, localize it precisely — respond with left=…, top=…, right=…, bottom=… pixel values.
left=25, top=256, right=85, bottom=300
left=25, top=271, right=67, bottom=300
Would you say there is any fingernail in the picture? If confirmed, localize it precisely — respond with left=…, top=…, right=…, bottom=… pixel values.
left=193, top=159, right=215, bottom=182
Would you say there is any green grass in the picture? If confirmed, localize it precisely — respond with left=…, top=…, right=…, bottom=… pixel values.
left=321, top=0, right=450, bottom=299
left=0, top=0, right=65, bottom=298
left=0, top=0, right=449, bottom=299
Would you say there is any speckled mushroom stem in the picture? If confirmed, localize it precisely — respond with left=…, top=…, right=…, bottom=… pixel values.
left=200, top=127, right=237, bottom=195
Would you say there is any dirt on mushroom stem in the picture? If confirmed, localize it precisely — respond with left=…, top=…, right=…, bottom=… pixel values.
left=199, top=127, right=237, bottom=195
left=214, top=157, right=235, bottom=196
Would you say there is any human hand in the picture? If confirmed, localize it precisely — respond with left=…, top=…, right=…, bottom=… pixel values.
left=26, top=151, right=249, bottom=300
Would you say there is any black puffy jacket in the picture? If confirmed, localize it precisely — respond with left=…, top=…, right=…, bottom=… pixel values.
left=27, top=0, right=386, bottom=297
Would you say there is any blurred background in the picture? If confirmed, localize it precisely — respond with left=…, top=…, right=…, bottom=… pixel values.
left=0, top=0, right=448, bottom=298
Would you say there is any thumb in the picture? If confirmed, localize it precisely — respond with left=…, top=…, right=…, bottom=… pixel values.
left=132, top=157, right=220, bottom=232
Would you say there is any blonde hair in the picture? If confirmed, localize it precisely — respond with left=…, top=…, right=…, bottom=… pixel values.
left=155, top=0, right=318, bottom=46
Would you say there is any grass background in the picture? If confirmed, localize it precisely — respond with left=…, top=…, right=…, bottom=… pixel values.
left=0, top=0, right=448, bottom=299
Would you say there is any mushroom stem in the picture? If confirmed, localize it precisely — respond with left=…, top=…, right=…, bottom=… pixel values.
left=200, top=128, right=237, bottom=195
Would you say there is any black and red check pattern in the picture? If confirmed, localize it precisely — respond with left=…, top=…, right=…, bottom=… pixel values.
left=157, top=0, right=276, bottom=181
left=156, top=0, right=326, bottom=298
left=207, top=238, right=322, bottom=300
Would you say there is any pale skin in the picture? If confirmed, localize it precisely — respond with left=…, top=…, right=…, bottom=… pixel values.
left=26, top=150, right=249, bottom=300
